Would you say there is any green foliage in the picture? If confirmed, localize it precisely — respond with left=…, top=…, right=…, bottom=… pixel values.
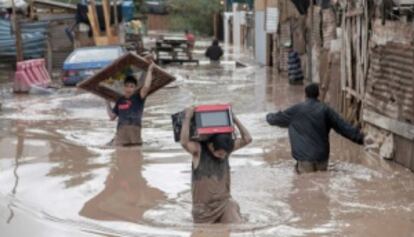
left=135, top=0, right=146, bottom=13
left=167, top=0, right=223, bottom=36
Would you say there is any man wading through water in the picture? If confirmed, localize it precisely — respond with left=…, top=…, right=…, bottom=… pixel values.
left=205, top=39, right=224, bottom=64
left=106, top=59, right=155, bottom=146
left=266, top=83, right=366, bottom=173
left=180, top=107, right=252, bottom=223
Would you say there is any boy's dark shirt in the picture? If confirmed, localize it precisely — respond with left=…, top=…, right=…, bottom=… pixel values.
left=113, top=93, right=145, bottom=128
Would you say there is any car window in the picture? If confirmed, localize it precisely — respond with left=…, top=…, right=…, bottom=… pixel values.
left=68, top=47, right=122, bottom=63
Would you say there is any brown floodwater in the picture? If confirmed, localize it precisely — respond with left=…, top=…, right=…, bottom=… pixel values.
left=0, top=49, right=414, bottom=237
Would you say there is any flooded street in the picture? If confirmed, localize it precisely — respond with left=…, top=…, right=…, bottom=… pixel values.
left=0, top=49, right=414, bottom=237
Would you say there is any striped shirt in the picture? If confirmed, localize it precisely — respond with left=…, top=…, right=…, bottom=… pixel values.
left=288, top=50, right=304, bottom=82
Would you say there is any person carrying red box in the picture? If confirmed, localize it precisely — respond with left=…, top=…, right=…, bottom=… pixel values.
left=180, top=106, right=252, bottom=223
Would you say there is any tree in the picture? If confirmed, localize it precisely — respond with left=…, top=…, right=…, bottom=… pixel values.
left=167, top=0, right=223, bottom=35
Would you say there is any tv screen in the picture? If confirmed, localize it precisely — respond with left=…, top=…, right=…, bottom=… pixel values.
left=199, top=111, right=230, bottom=127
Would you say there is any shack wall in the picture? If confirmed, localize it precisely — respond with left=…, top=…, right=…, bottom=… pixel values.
left=363, top=19, right=414, bottom=172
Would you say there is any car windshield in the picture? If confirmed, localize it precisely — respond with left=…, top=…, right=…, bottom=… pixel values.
left=67, top=47, right=122, bottom=63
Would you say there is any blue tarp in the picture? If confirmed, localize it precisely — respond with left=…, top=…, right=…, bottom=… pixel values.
left=0, top=19, right=48, bottom=60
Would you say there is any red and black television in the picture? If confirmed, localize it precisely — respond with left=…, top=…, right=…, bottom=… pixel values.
left=172, top=104, right=234, bottom=142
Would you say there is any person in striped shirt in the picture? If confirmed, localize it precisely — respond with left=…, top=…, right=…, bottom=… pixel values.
left=286, top=42, right=304, bottom=85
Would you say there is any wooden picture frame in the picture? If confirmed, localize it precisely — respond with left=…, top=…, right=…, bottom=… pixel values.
left=77, top=52, right=176, bottom=101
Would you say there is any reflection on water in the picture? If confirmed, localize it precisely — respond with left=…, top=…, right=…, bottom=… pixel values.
left=80, top=147, right=165, bottom=223
left=0, top=50, right=413, bottom=237
left=191, top=226, right=230, bottom=237
left=7, top=123, right=25, bottom=224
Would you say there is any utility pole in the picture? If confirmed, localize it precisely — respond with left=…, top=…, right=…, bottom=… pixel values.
left=113, top=0, right=118, bottom=29
left=12, top=0, right=23, bottom=62
left=307, top=0, right=314, bottom=82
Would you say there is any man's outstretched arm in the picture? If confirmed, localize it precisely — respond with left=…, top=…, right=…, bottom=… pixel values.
left=327, top=107, right=364, bottom=144
left=266, top=104, right=300, bottom=128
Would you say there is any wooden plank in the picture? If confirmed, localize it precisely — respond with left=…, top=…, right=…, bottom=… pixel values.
left=321, top=53, right=333, bottom=101
left=113, top=0, right=118, bottom=28
left=87, top=1, right=100, bottom=38
left=11, top=0, right=23, bottom=62
left=346, top=18, right=353, bottom=90
left=363, top=110, right=414, bottom=140
left=102, top=0, right=113, bottom=37
left=307, top=0, right=314, bottom=82
left=355, top=15, right=361, bottom=95
left=78, top=53, right=176, bottom=101
left=340, top=10, right=346, bottom=90
left=362, top=1, right=369, bottom=95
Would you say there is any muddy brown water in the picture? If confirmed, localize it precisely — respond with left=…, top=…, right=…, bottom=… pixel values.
left=0, top=60, right=414, bottom=237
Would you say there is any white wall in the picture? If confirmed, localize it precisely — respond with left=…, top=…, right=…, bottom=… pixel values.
left=232, top=5, right=241, bottom=57
left=255, top=11, right=267, bottom=65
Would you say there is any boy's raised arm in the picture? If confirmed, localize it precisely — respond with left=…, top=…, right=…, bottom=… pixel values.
left=106, top=100, right=117, bottom=121
left=140, top=63, right=155, bottom=99
left=233, top=114, right=253, bottom=151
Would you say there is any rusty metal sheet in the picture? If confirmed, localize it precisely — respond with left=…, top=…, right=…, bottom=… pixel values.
left=366, top=41, right=414, bottom=123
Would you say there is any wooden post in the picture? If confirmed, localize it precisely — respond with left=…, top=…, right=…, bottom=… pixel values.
left=307, top=0, right=314, bottom=82
left=102, top=0, right=113, bottom=38
left=321, top=53, right=333, bottom=102
left=12, top=0, right=23, bottom=62
left=113, top=0, right=118, bottom=30
left=213, top=13, right=218, bottom=38
left=88, top=0, right=101, bottom=38
left=29, top=0, right=35, bottom=19
left=46, top=35, right=52, bottom=74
